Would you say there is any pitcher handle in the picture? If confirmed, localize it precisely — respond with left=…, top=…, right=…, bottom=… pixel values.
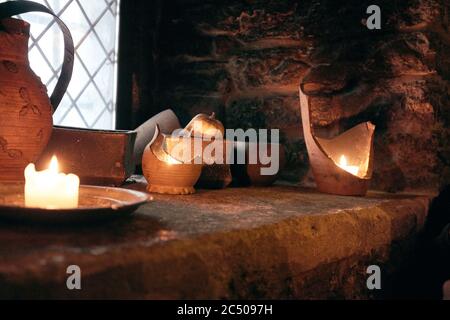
left=0, top=0, right=74, bottom=113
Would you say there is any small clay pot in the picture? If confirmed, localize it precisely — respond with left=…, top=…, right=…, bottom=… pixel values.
left=178, top=113, right=233, bottom=189
left=168, top=124, right=234, bottom=189
left=183, top=112, right=225, bottom=138
left=195, top=139, right=233, bottom=189
left=196, top=163, right=232, bottom=189
left=142, top=126, right=202, bottom=195
left=231, top=141, right=286, bottom=187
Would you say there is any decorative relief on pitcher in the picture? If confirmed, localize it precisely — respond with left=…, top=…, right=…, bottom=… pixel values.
left=19, top=87, right=41, bottom=117
left=3, top=60, right=18, bottom=73
left=36, top=129, right=44, bottom=142
left=0, top=136, right=23, bottom=160
left=0, top=1, right=74, bottom=181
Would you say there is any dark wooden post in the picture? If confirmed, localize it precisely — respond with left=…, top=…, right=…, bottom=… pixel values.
left=116, top=0, right=162, bottom=130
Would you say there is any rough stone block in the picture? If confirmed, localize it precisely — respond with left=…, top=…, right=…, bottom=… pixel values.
left=0, top=183, right=431, bottom=299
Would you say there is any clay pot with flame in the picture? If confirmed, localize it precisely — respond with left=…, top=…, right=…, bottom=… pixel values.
left=142, top=125, right=202, bottom=195
left=299, top=81, right=375, bottom=196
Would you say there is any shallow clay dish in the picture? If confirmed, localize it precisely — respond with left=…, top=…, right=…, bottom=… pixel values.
left=0, top=183, right=149, bottom=224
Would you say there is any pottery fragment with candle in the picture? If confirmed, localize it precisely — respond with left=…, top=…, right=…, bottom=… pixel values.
left=142, top=125, right=202, bottom=195
left=299, top=83, right=375, bottom=196
left=24, top=156, right=80, bottom=209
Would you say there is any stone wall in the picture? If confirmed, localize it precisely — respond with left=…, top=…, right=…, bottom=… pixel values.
left=125, top=0, right=449, bottom=192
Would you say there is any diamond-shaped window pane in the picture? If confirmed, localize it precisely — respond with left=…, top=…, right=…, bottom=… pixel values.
left=53, top=94, right=73, bottom=123
left=92, top=106, right=114, bottom=130
left=60, top=106, right=88, bottom=128
left=78, top=34, right=108, bottom=74
left=76, top=85, right=106, bottom=127
left=1, top=0, right=120, bottom=130
left=94, top=61, right=114, bottom=103
left=67, top=56, right=90, bottom=98
left=28, top=46, right=54, bottom=82
left=77, top=0, right=107, bottom=25
left=59, top=1, right=91, bottom=46
left=95, top=10, right=116, bottom=53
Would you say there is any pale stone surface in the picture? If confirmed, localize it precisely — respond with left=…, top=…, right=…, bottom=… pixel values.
left=0, top=182, right=431, bottom=299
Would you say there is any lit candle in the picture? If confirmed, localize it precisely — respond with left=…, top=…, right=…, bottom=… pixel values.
left=24, top=156, right=80, bottom=209
left=337, top=155, right=359, bottom=176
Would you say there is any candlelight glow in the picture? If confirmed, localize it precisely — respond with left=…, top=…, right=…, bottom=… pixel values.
left=24, top=156, right=80, bottom=209
left=166, top=156, right=182, bottom=165
left=338, top=155, right=359, bottom=176
left=48, top=155, right=58, bottom=173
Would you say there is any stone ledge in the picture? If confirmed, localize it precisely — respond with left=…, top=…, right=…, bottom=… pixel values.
left=0, top=183, right=431, bottom=299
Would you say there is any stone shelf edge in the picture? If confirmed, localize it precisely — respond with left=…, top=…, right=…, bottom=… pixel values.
left=0, top=181, right=431, bottom=299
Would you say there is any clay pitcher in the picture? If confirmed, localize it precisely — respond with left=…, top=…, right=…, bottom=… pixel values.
left=0, top=1, right=74, bottom=181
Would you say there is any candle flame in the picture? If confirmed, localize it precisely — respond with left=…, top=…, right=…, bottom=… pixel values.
left=49, top=155, right=59, bottom=174
left=339, top=155, right=348, bottom=167
left=337, top=155, right=359, bottom=176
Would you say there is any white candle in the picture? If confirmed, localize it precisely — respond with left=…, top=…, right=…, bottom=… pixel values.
left=24, top=156, right=80, bottom=209
left=337, top=155, right=359, bottom=176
